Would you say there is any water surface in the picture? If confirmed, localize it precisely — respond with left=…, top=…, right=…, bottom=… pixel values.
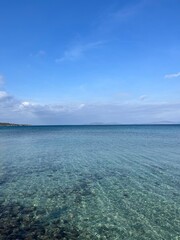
left=0, top=125, right=180, bottom=239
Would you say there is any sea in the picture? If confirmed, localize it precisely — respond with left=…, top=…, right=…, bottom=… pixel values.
left=0, top=125, right=180, bottom=239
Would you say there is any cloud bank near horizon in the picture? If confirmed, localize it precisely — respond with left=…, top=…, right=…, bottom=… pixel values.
left=0, top=90, right=180, bottom=125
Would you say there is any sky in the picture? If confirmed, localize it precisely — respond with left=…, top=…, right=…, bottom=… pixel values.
left=0, top=0, right=180, bottom=124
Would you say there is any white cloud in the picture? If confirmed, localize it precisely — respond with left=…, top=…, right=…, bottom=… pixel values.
left=19, top=101, right=35, bottom=110
left=55, top=41, right=103, bottom=63
left=164, top=72, right=180, bottom=79
left=0, top=91, right=8, bottom=99
left=21, top=101, right=32, bottom=106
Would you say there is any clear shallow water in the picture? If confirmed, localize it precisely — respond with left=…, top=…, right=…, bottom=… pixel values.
left=0, top=125, right=180, bottom=240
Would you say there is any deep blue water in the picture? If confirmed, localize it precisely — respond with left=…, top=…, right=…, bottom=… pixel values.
left=0, top=125, right=180, bottom=239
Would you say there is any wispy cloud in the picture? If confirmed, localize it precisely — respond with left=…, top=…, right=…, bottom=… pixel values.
left=164, top=72, right=180, bottom=79
left=112, top=1, right=146, bottom=22
left=97, top=0, right=148, bottom=33
left=139, top=95, right=148, bottom=101
left=30, top=50, right=46, bottom=57
left=55, top=41, right=103, bottom=63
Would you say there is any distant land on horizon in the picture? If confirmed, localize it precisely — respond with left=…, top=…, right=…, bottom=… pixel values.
left=0, top=122, right=179, bottom=127
left=0, top=122, right=31, bottom=126
left=89, top=121, right=179, bottom=125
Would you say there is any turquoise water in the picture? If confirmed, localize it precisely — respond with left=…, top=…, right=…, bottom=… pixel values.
left=0, top=125, right=180, bottom=239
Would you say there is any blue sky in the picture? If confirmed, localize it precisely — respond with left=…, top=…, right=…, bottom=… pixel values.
left=0, top=0, right=180, bottom=124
